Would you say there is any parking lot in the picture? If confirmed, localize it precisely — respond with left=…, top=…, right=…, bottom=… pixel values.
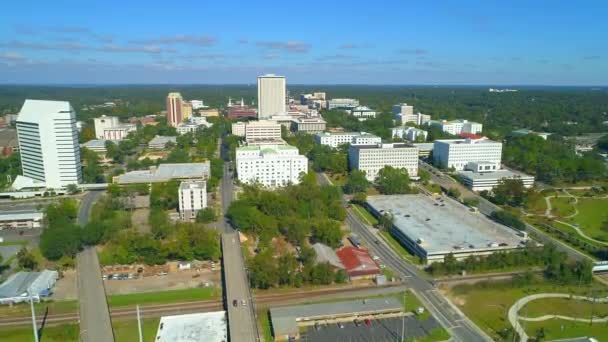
left=300, top=315, right=441, bottom=342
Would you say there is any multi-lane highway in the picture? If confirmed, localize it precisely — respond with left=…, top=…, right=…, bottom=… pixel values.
left=316, top=172, right=493, bottom=342
left=418, top=161, right=591, bottom=262
left=76, top=191, right=115, bottom=342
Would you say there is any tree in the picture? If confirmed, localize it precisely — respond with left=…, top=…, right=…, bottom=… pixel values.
left=344, top=170, right=369, bottom=194
left=196, top=208, right=216, bottom=223
left=17, top=247, right=38, bottom=270
left=311, top=219, right=343, bottom=248
left=334, top=269, right=348, bottom=283
left=490, top=211, right=526, bottom=230
left=490, top=179, right=526, bottom=206
left=40, top=223, right=83, bottom=260
left=377, top=166, right=413, bottom=195
left=419, top=169, right=431, bottom=184
left=66, top=183, right=80, bottom=194
left=446, top=187, right=461, bottom=200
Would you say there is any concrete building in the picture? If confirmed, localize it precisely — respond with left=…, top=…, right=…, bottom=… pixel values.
left=190, top=100, right=207, bottom=110
left=315, top=132, right=381, bottom=148
left=511, top=129, right=552, bottom=140
left=176, top=117, right=212, bottom=135
left=148, top=135, right=177, bottom=149
left=181, top=101, right=193, bottom=121
left=348, top=143, right=419, bottom=181
left=392, top=103, right=413, bottom=117
left=257, top=74, right=286, bottom=119
left=326, top=98, right=359, bottom=110
left=400, top=112, right=432, bottom=126
left=291, top=117, right=326, bottom=133
left=0, top=210, right=43, bottom=230
left=270, top=298, right=402, bottom=341
left=366, top=195, right=524, bottom=264
left=428, top=119, right=483, bottom=136
left=0, top=128, right=18, bottom=156
left=236, top=144, right=308, bottom=187
left=178, top=180, right=207, bottom=220
left=433, top=138, right=502, bottom=171
left=391, top=126, right=428, bottom=142
left=412, top=143, right=434, bottom=158
left=350, top=106, right=377, bottom=121
left=114, top=162, right=210, bottom=184
left=458, top=169, right=535, bottom=192
left=93, top=115, right=136, bottom=140
left=300, top=92, right=326, bottom=109
left=245, top=120, right=282, bottom=142
left=198, top=108, right=219, bottom=117
left=14, top=100, right=82, bottom=189
left=81, top=139, right=112, bottom=154
left=0, top=270, right=59, bottom=304
left=94, top=115, right=119, bottom=138
left=155, top=311, right=227, bottom=342
left=166, top=92, right=184, bottom=127
left=231, top=122, right=246, bottom=136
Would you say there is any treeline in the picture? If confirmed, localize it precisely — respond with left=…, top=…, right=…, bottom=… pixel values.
left=503, top=135, right=607, bottom=184
left=427, top=244, right=593, bottom=285
left=0, top=152, right=21, bottom=190
left=227, top=174, right=346, bottom=248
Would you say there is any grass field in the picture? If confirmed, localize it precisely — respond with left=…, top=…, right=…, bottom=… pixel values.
left=0, top=240, right=28, bottom=247
left=405, top=327, right=451, bottom=342
left=446, top=277, right=608, bottom=341
left=0, top=299, right=78, bottom=318
left=113, top=317, right=160, bottom=342
left=326, top=172, right=347, bottom=186
left=2, top=323, right=79, bottom=342
left=524, top=319, right=608, bottom=341
left=257, top=308, right=273, bottom=342
left=379, top=230, right=422, bottom=265
left=549, top=197, right=577, bottom=217
left=566, top=198, right=608, bottom=240
left=523, top=297, right=608, bottom=318
left=351, top=204, right=378, bottom=225
left=107, top=286, right=221, bottom=308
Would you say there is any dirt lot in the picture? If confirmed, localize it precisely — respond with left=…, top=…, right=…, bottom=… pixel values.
left=103, top=268, right=222, bottom=295
left=52, top=269, right=78, bottom=300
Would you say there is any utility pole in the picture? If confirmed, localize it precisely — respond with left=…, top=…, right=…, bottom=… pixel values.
left=401, top=291, right=406, bottom=342
left=136, top=305, right=143, bottom=342
left=29, top=295, right=39, bottom=342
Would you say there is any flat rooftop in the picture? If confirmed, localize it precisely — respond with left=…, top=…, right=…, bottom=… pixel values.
left=366, top=194, right=522, bottom=255
left=270, top=297, right=402, bottom=337
left=435, top=138, right=499, bottom=145
left=459, top=169, right=534, bottom=181
left=155, top=311, right=227, bottom=342
left=114, top=162, right=210, bottom=184
left=0, top=210, right=43, bottom=221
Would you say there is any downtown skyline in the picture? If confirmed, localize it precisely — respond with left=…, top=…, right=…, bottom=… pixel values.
left=0, top=0, right=607, bottom=85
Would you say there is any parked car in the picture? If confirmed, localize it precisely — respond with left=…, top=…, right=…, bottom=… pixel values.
left=232, top=300, right=238, bottom=307
left=337, top=322, right=345, bottom=329
left=241, top=299, right=247, bottom=306
left=354, top=319, right=361, bottom=327
left=364, top=319, right=372, bottom=327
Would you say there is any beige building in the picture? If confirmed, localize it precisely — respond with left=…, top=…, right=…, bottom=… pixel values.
left=198, top=108, right=219, bottom=117
left=348, top=143, right=419, bottom=181
left=181, top=102, right=193, bottom=121
left=257, top=74, right=286, bottom=119
left=291, top=117, right=326, bottom=133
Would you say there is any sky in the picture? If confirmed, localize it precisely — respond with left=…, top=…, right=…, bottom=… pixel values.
left=0, top=1, right=607, bottom=85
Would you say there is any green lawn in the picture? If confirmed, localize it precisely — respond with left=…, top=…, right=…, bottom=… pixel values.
left=351, top=204, right=378, bottom=225
left=524, top=319, right=608, bottom=341
left=379, top=230, right=422, bottom=265
left=1, top=323, right=79, bottom=342
left=566, top=198, right=608, bottom=240
left=448, top=278, right=608, bottom=341
left=0, top=240, right=28, bottom=247
left=257, top=308, right=273, bottom=342
left=405, top=327, right=451, bottom=342
left=107, top=286, right=221, bottom=308
left=0, top=299, right=78, bottom=318
left=113, top=317, right=160, bottom=342
left=523, top=297, right=608, bottom=318
left=549, top=197, right=577, bottom=218
left=327, top=172, right=347, bottom=186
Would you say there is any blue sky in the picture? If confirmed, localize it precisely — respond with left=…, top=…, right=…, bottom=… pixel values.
left=0, top=0, right=606, bottom=85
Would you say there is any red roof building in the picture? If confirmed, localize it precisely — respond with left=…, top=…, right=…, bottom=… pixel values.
left=227, top=106, right=257, bottom=120
left=459, top=132, right=484, bottom=140
left=336, top=246, right=380, bottom=279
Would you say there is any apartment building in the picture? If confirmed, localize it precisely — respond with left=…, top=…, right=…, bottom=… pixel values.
left=315, top=132, right=381, bottom=148
left=236, top=144, right=308, bottom=187
left=433, top=138, right=502, bottom=171
left=391, top=127, right=428, bottom=142
left=178, top=180, right=207, bottom=220
left=348, top=143, right=419, bottom=181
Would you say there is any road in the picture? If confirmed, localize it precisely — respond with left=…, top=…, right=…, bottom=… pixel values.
left=76, top=191, right=115, bottom=342
left=316, top=172, right=492, bottom=342
left=418, top=161, right=591, bottom=262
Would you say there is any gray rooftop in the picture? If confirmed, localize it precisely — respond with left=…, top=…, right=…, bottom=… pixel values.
left=114, top=162, right=210, bottom=184
left=155, top=311, right=227, bottom=342
left=366, top=194, right=522, bottom=255
left=0, top=210, right=43, bottom=222
left=148, top=135, right=177, bottom=147
left=270, top=297, right=402, bottom=337
left=0, top=270, right=58, bottom=300
left=312, top=243, right=344, bottom=269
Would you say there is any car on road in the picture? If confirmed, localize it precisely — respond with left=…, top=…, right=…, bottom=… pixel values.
left=232, top=299, right=238, bottom=307
left=364, top=318, right=372, bottom=327
left=354, top=319, right=361, bottom=326
left=241, top=299, right=247, bottom=306
left=337, top=322, right=345, bottom=329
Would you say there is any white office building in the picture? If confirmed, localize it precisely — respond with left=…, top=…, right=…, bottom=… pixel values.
left=190, top=100, right=207, bottom=110
left=391, top=127, right=428, bottom=142
left=315, top=132, right=381, bottom=148
left=392, top=103, right=414, bottom=116
left=14, top=100, right=82, bottom=189
left=257, top=74, right=286, bottom=119
left=350, top=106, right=377, bottom=121
left=176, top=117, right=213, bottom=135
left=236, top=144, right=308, bottom=187
left=326, top=98, right=360, bottom=110
left=348, top=143, right=419, bottom=181
left=428, top=119, right=483, bottom=136
left=400, top=113, right=432, bottom=126
left=178, top=180, right=207, bottom=220
left=458, top=169, right=535, bottom=192
left=433, top=138, right=502, bottom=171
left=93, top=115, right=136, bottom=140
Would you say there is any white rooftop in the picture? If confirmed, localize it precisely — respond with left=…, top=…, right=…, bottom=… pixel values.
left=458, top=169, right=534, bottom=181
left=155, top=311, right=227, bottom=342
left=114, top=162, right=210, bottom=184
left=17, top=99, right=73, bottom=122
left=366, top=194, right=522, bottom=255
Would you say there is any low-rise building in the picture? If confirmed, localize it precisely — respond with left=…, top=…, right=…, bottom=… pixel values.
left=348, top=143, right=419, bottom=181
left=0, top=210, right=43, bottom=229
left=148, top=135, right=177, bottom=149
left=427, top=119, right=483, bottom=136
left=0, top=128, right=19, bottom=156
left=349, top=106, right=377, bottom=121
left=336, top=246, right=380, bottom=280
left=391, top=126, right=428, bottom=142
left=155, top=311, right=227, bottom=342
left=198, top=108, right=219, bottom=117
left=178, top=180, right=207, bottom=220
left=458, top=169, right=535, bottom=191
left=176, top=117, right=213, bottom=135
left=190, top=100, right=207, bottom=110
left=400, top=112, right=432, bottom=125
left=236, top=144, right=308, bottom=187
left=433, top=138, right=502, bottom=171
left=326, top=98, right=360, bottom=110
left=0, top=270, right=59, bottom=304
left=511, top=129, right=552, bottom=140
left=412, top=143, right=434, bottom=158
left=94, top=115, right=136, bottom=140
left=81, top=139, right=113, bottom=154
left=227, top=105, right=257, bottom=120
left=315, top=132, right=381, bottom=148
left=291, top=117, right=326, bottom=133
left=114, top=162, right=210, bottom=184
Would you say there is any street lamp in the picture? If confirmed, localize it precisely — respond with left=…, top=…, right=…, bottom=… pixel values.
left=27, top=291, right=39, bottom=342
